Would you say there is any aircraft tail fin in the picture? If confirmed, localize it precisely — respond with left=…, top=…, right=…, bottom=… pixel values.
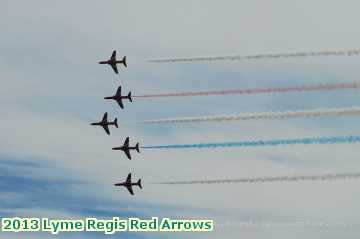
left=128, top=92, right=132, bottom=102
left=135, top=143, right=140, bottom=153
left=122, top=56, right=127, bottom=68
left=114, top=118, right=118, bottom=128
left=137, top=179, right=142, bottom=189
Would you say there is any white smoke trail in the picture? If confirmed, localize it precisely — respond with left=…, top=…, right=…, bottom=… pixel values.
left=141, top=107, right=360, bottom=124
left=155, top=173, right=360, bottom=185
left=149, top=49, right=360, bottom=63
left=134, top=82, right=360, bottom=98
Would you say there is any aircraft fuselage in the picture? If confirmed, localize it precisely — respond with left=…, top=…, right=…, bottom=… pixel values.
left=112, top=146, right=126, bottom=151
left=112, top=146, right=137, bottom=151
left=104, top=95, right=129, bottom=100
left=98, top=60, right=124, bottom=65
left=98, top=60, right=110, bottom=65
left=114, top=182, right=139, bottom=187
left=91, top=122, right=115, bottom=126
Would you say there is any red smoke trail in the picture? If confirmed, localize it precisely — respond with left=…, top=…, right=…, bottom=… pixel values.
left=134, top=82, right=360, bottom=98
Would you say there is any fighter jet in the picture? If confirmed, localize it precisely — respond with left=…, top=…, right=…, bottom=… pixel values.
left=115, top=173, right=142, bottom=195
left=98, top=50, right=127, bottom=74
left=104, top=86, right=132, bottom=109
left=112, top=137, right=140, bottom=160
left=91, top=112, right=118, bottom=135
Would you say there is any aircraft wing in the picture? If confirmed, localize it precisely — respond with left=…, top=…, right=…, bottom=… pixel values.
left=111, top=64, right=119, bottom=74
left=116, top=86, right=122, bottom=96
left=102, top=125, right=110, bottom=135
left=102, top=112, right=108, bottom=122
left=124, top=137, right=130, bottom=147
left=116, top=99, right=124, bottom=109
left=123, top=149, right=132, bottom=160
left=111, top=50, right=116, bottom=60
left=126, top=185, right=134, bottom=195
left=126, top=173, right=132, bottom=183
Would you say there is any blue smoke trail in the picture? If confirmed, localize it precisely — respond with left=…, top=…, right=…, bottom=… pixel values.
left=142, top=135, right=360, bottom=149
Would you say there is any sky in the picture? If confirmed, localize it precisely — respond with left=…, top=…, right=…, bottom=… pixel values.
left=1, top=0, right=360, bottom=238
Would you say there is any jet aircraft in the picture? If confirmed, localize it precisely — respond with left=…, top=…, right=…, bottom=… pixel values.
left=99, top=50, right=127, bottom=74
left=112, top=137, right=140, bottom=160
left=104, top=86, right=132, bottom=109
left=114, top=173, right=142, bottom=195
left=91, top=112, right=118, bottom=135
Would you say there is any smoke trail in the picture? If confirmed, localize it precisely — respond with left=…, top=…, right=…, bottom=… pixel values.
left=134, top=82, right=360, bottom=98
left=154, top=172, right=360, bottom=185
left=142, top=135, right=360, bottom=149
left=149, top=49, right=360, bottom=63
left=140, top=107, right=360, bottom=124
